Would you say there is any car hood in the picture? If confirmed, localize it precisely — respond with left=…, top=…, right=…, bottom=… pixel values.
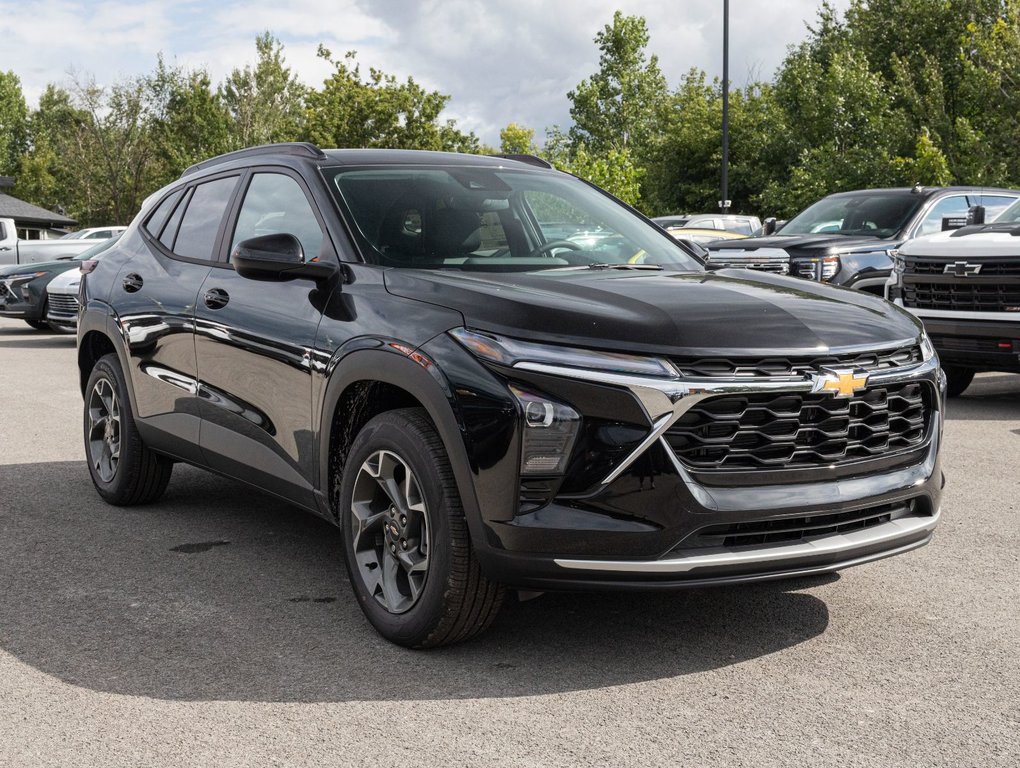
left=46, top=266, right=82, bottom=293
left=384, top=268, right=921, bottom=357
left=901, top=227, right=1020, bottom=258
left=709, top=233, right=892, bottom=256
left=0, top=259, right=80, bottom=277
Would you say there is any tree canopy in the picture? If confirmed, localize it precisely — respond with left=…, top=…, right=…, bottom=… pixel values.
left=8, top=5, right=1020, bottom=226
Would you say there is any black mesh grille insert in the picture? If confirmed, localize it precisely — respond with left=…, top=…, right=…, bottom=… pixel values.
left=902, top=282, right=1020, bottom=312
left=664, top=382, right=931, bottom=470
left=687, top=500, right=918, bottom=548
left=671, top=345, right=922, bottom=378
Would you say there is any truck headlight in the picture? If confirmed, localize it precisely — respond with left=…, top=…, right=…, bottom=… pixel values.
left=796, top=256, right=839, bottom=281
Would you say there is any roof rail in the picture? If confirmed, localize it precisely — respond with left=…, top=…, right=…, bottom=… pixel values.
left=181, top=142, right=327, bottom=177
left=495, top=153, right=554, bottom=170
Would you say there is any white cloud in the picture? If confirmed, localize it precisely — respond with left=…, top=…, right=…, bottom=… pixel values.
left=0, top=0, right=850, bottom=144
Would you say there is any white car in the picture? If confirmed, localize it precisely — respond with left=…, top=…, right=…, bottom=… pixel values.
left=45, top=234, right=122, bottom=331
left=58, top=226, right=127, bottom=240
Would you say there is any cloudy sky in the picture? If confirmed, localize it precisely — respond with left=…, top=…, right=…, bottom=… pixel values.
left=0, top=0, right=850, bottom=146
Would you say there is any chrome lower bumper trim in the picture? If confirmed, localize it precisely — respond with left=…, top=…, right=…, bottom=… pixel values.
left=553, top=508, right=939, bottom=574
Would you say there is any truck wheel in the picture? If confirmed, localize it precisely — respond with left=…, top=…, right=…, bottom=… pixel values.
left=339, top=408, right=504, bottom=648
left=943, top=366, right=975, bottom=398
left=84, top=353, right=173, bottom=505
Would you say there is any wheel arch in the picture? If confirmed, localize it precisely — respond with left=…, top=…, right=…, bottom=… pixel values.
left=318, top=348, right=485, bottom=542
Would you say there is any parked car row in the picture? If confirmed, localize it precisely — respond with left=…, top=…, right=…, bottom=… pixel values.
left=0, top=234, right=121, bottom=330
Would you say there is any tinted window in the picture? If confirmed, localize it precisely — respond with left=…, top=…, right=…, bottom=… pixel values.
left=231, top=173, right=323, bottom=261
left=915, top=196, right=969, bottom=237
left=782, top=192, right=924, bottom=238
left=173, top=177, right=238, bottom=261
left=145, top=189, right=183, bottom=238
left=160, top=189, right=191, bottom=250
left=329, top=167, right=701, bottom=271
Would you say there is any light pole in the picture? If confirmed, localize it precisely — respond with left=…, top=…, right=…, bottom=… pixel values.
left=720, top=0, right=731, bottom=214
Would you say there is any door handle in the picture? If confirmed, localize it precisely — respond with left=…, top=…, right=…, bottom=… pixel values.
left=122, top=273, right=143, bottom=292
left=203, top=288, right=229, bottom=309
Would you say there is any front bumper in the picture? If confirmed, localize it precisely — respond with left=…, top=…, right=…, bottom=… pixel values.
left=893, top=300, right=1020, bottom=372
left=457, top=344, right=943, bottom=590
left=0, top=275, right=47, bottom=320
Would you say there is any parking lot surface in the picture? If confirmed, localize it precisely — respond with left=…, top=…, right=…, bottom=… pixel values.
left=0, top=316, right=1018, bottom=767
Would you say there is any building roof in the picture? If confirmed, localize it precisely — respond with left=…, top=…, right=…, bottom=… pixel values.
left=0, top=193, right=77, bottom=227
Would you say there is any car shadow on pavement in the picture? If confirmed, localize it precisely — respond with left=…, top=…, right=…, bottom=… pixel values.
left=0, top=326, right=76, bottom=348
left=945, top=374, right=1020, bottom=421
left=0, top=461, right=831, bottom=703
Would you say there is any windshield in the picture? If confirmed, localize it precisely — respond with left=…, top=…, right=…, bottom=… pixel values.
left=326, top=166, right=702, bottom=272
left=996, top=199, right=1020, bottom=224
left=73, top=233, right=122, bottom=260
left=780, top=192, right=924, bottom=238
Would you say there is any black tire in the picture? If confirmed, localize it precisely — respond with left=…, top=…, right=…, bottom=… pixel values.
left=943, top=365, right=975, bottom=398
left=339, top=408, right=504, bottom=648
left=24, top=318, right=50, bottom=330
left=84, top=353, right=173, bottom=505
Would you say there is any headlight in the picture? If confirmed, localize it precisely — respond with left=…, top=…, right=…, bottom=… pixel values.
left=1, top=271, right=46, bottom=283
left=796, top=255, right=839, bottom=281
left=509, top=385, right=581, bottom=476
left=449, top=328, right=679, bottom=379
left=920, top=330, right=937, bottom=361
left=890, top=248, right=905, bottom=275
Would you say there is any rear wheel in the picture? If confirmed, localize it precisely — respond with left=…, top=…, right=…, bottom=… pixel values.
left=84, top=353, right=173, bottom=505
left=339, top=408, right=504, bottom=648
left=943, top=365, right=975, bottom=398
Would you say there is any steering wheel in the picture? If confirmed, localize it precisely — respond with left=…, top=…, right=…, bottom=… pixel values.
left=527, top=239, right=583, bottom=258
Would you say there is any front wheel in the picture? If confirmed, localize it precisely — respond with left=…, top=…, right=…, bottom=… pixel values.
left=25, top=318, right=50, bottom=330
left=943, top=365, right=975, bottom=398
left=339, top=408, right=504, bottom=648
left=84, top=353, right=173, bottom=505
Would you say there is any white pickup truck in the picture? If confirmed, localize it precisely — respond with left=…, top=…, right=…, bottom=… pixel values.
left=0, top=217, right=118, bottom=266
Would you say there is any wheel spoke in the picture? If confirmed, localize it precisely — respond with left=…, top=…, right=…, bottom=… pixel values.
left=350, top=448, right=432, bottom=615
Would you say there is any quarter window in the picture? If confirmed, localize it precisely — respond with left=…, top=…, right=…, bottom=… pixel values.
left=144, top=189, right=184, bottom=239
left=231, top=173, right=324, bottom=261
left=173, top=176, right=239, bottom=261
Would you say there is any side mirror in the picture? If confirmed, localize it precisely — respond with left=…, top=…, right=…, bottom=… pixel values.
left=967, top=205, right=986, bottom=226
left=762, top=217, right=777, bottom=236
left=231, top=233, right=336, bottom=284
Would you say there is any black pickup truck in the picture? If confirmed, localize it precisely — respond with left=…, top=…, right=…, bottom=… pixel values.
left=78, top=144, right=945, bottom=646
left=707, top=187, right=1020, bottom=294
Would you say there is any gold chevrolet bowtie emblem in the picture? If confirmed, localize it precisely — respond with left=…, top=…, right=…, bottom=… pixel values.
left=816, top=369, right=869, bottom=398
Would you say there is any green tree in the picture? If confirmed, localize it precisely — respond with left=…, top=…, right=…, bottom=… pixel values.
left=568, top=11, right=668, bottom=155
left=147, top=57, right=232, bottom=184
left=221, top=32, right=306, bottom=148
left=499, top=123, right=536, bottom=155
left=304, top=48, right=478, bottom=152
left=0, top=71, right=29, bottom=175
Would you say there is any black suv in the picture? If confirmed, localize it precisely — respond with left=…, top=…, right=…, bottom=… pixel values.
left=707, top=187, right=1020, bottom=293
left=79, top=144, right=945, bottom=647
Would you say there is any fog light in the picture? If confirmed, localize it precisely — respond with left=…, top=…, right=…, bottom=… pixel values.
left=510, top=385, right=580, bottom=475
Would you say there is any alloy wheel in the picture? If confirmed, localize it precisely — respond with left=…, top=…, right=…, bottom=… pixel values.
left=350, top=450, right=431, bottom=614
left=87, top=377, right=121, bottom=483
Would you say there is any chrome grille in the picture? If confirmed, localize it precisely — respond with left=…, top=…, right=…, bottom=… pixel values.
left=47, top=293, right=79, bottom=316
left=664, top=382, right=931, bottom=470
left=706, top=250, right=789, bottom=274
left=671, top=344, right=922, bottom=378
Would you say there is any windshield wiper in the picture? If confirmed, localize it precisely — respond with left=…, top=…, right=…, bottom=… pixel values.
left=545, top=263, right=665, bottom=272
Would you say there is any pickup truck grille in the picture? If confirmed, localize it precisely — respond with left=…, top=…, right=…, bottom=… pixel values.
left=903, top=282, right=1020, bottom=312
left=664, top=382, right=931, bottom=470
left=905, top=256, right=1020, bottom=277
left=671, top=344, right=922, bottom=378
left=705, top=250, right=789, bottom=274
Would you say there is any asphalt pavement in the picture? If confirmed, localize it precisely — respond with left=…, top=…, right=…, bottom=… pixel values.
left=0, top=316, right=1017, bottom=767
